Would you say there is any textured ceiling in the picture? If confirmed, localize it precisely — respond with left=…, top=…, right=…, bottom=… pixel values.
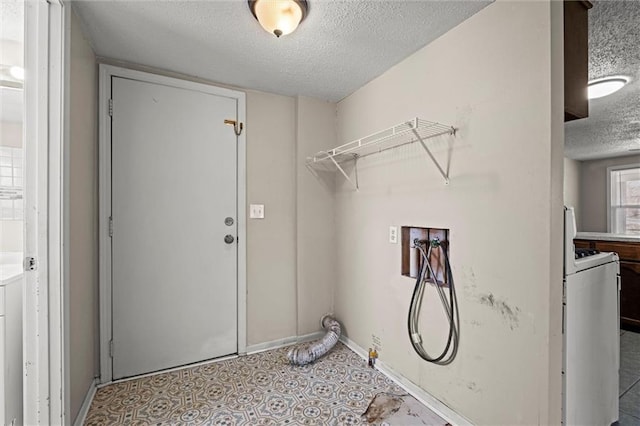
left=71, top=0, right=491, bottom=102
left=565, top=1, right=640, bottom=160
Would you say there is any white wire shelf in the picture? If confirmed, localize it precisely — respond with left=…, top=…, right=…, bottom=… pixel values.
left=305, top=118, right=456, bottom=189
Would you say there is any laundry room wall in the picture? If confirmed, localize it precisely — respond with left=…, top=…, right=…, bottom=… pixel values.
left=334, top=1, right=564, bottom=424
left=245, top=93, right=336, bottom=343
left=245, top=91, right=298, bottom=344
left=68, top=9, right=99, bottom=424
left=295, top=96, right=336, bottom=335
left=580, top=154, right=640, bottom=232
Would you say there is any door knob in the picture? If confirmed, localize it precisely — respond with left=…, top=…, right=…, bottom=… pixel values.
left=224, top=234, right=235, bottom=244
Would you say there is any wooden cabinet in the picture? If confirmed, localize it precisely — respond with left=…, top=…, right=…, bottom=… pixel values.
left=564, top=0, right=593, bottom=122
left=574, top=240, right=591, bottom=250
left=575, top=239, right=640, bottom=330
left=620, top=261, right=640, bottom=329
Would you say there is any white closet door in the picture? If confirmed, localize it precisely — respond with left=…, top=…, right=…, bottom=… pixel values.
left=111, top=76, right=238, bottom=379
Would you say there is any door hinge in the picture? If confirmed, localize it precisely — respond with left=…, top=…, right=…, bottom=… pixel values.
left=109, top=340, right=114, bottom=358
left=109, top=216, right=113, bottom=238
left=24, top=257, right=37, bottom=271
left=108, top=99, right=113, bottom=117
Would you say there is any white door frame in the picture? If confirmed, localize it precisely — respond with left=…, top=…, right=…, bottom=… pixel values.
left=23, top=0, right=69, bottom=424
left=98, top=65, right=247, bottom=383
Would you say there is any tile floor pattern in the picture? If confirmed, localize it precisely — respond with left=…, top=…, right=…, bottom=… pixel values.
left=620, top=330, right=640, bottom=426
left=84, top=342, right=446, bottom=425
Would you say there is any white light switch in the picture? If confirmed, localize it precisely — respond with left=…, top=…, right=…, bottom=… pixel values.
left=389, top=226, right=398, bottom=244
left=250, top=204, right=265, bottom=219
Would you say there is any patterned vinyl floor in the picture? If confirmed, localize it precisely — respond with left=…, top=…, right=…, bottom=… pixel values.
left=84, top=342, right=446, bottom=425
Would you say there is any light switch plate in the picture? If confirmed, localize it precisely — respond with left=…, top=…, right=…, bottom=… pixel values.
left=389, top=226, right=398, bottom=243
left=250, top=204, right=265, bottom=219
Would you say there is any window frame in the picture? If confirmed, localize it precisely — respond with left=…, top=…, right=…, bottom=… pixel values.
left=607, top=163, right=640, bottom=234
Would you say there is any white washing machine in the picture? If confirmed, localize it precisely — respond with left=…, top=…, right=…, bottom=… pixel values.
left=563, top=207, right=620, bottom=426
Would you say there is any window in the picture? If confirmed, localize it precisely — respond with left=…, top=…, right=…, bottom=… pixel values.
left=0, top=146, right=23, bottom=220
left=609, top=165, right=640, bottom=235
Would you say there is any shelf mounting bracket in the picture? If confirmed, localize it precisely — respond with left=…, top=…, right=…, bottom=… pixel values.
left=327, top=153, right=359, bottom=191
left=411, top=128, right=450, bottom=185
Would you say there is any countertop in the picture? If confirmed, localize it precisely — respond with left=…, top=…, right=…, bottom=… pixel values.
left=575, top=232, right=640, bottom=243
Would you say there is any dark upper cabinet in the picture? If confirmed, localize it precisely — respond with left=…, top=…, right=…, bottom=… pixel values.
left=564, top=0, right=593, bottom=122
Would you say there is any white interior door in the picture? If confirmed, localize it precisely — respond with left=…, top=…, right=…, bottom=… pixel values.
left=111, top=76, right=238, bottom=379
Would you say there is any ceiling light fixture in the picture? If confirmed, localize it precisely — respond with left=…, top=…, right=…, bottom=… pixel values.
left=248, top=0, right=308, bottom=38
left=587, top=76, right=629, bottom=100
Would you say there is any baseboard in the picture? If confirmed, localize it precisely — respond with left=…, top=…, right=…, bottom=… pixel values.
left=339, top=335, right=473, bottom=426
left=246, top=331, right=325, bottom=355
left=73, top=378, right=97, bottom=426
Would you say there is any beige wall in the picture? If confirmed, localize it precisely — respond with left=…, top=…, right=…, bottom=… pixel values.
left=295, top=97, right=336, bottom=335
left=580, top=155, right=640, bottom=232
left=564, top=157, right=582, bottom=228
left=246, top=93, right=338, bottom=343
left=69, top=10, right=99, bottom=423
left=245, top=91, right=298, bottom=344
left=334, top=1, right=563, bottom=424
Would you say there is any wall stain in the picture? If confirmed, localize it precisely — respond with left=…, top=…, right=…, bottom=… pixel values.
left=460, top=266, right=477, bottom=298
left=466, top=381, right=482, bottom=394
left=450, top=378, right=483, bottom=395
left=478, top=292, right=521, bottom=330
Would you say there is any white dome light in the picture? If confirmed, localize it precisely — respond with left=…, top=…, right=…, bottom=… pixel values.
left=587, top=76, right=628, bottom=99
left=249, top=0, right=308, bottom=38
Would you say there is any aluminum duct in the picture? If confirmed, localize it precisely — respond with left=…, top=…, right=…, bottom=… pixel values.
left=287, top=315, right=341, bottom=366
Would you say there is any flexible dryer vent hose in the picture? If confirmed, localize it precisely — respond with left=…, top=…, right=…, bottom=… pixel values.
left=287, top=315, right=341, bottom=366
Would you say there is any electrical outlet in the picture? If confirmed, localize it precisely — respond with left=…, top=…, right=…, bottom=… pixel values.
left=250, top=204, right=265, bottom=219
left=389, top=226, right=398, bottom=243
